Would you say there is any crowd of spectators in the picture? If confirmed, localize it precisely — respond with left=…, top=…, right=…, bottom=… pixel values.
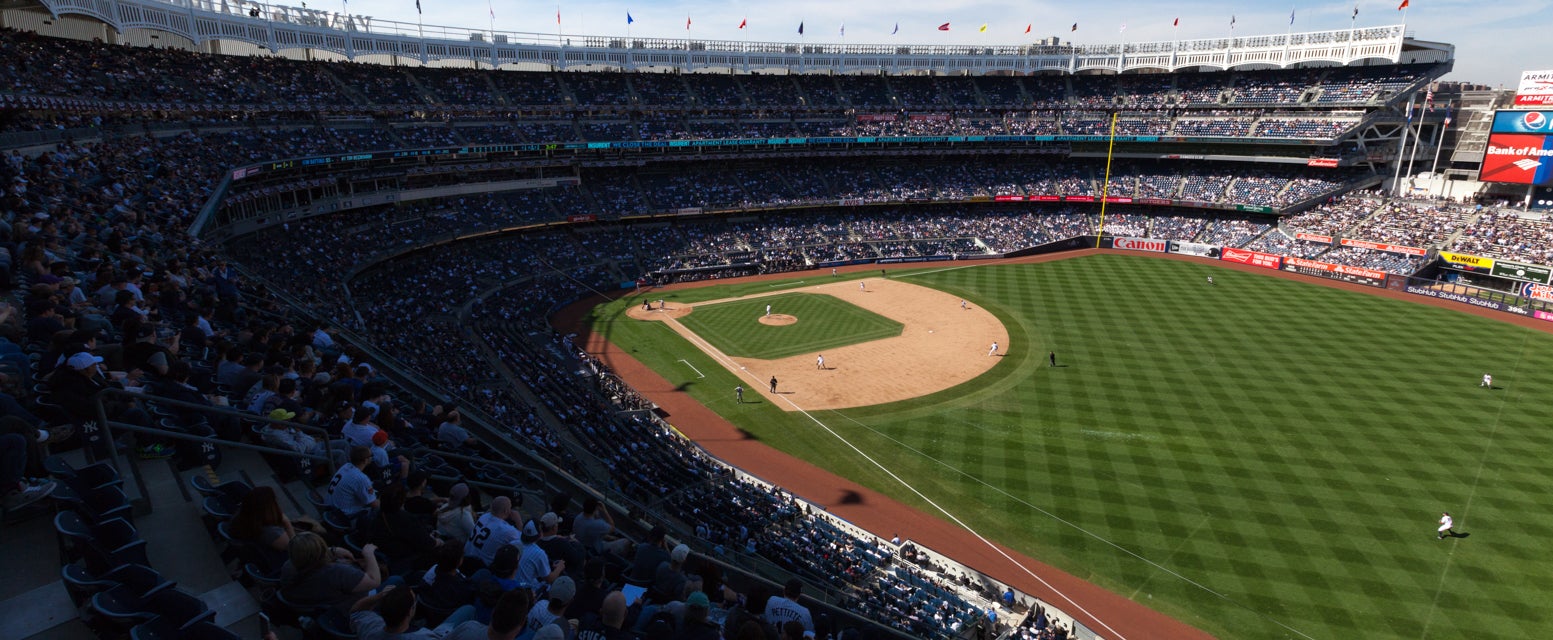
left=1451, top=208, right=1553, bottom=264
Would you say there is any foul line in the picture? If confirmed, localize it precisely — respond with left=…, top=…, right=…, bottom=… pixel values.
left=658, top=314, right=1132, bottom=640
left=676, top=359, right=706, bottom=378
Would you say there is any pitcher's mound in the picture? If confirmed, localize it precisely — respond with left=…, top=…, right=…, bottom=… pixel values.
left=759, top=314, right=798, bottom=326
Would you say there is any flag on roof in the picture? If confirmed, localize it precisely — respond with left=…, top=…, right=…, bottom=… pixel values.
left=1071, top=22, right=1077, bottom=31
left=979, top=24, right=988, bottom=33
left=626, top=12, right=633, bottom=25
left=414, top=0, right=420, bottom=15
left=1398, top=0, right=1409, bottom=9
left=939, top=22, right=950, bottom=31
left=1024, top=24, right=1031, bottom=34
left=1173, top=18, right=1179, bottom=27
left=893, top=22, right=899, bottom=35
left=738, top=17, right=746, bottom=29
left=798, top=21, right=804, bottom=35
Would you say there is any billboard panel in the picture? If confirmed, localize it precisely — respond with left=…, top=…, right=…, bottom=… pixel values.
left=1491, top=259, right=1553, bottom=284
left=1220, top=248, right=1282, bottom=270
left=1514, top=70, right=1553, bottom=106
left=1438, top=251, right=1494, bottom=272
left=1113, top=237, right=1167, bottom=253
left=1483, top=111, right=1553, bottom=185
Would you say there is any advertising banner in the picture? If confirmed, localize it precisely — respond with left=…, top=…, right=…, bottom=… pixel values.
left=1514, top=70, right=1553, bottom=106
left=1220, top=247, right=1282, bottom=270
left=1491, top=259, right=1553, bottom=284
left=1295, top=232, right=1334, bottom=244
left=1483, top=111, right=1553, bottom=185
left=567, top=214, right=598, bottom=223
left=1405, top=284, right=1520, bottom=312
left=993, top=195, right=1026, bottom=202
left=1168, top=241, right=1221, bottom=258
left=1306, top=157, right=1341, bottom=168
left=1522, top=282, right=1553, bottom=302
left=1033, top=195, right=1061, bottom=202
left=1064, top=195, right=1096, bottom=203
left=1113, top=237, right=1168, bottom=253
left=1438, top=251, right=1495, bottom=272
left=1338, top=238, right=1427, bottom=256
left=1103, top=197, right=1134, bottom=204
left=1138, top=198, right=1172, bottom=206
left=1283, top=257, right=1388, bottom=287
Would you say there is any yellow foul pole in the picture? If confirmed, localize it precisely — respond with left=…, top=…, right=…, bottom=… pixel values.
left=1096, top=111, right=1119, bottom=248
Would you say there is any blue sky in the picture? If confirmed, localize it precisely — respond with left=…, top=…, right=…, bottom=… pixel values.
left=335, top=0, right=1551, bottom=87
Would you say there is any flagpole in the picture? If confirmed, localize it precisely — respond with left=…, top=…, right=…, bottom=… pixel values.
left=1391, top=94, right=1413, bottom=196
left=1096, top=111, right=1118, bottom=248
left=1429, top=104, right=1450, bottom=176
left=1404, top=101, right=1424, bottom=190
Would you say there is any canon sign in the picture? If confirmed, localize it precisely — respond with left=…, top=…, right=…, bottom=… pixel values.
left=1114, top=237, right=1167, bottom=253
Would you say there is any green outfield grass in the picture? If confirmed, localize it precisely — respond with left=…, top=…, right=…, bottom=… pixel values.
left=677, top=292, right=903, bottom=359
left=587, top=255, right=1553, bottom=640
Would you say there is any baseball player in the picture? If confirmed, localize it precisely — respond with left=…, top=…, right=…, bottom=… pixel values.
left=765, top=304, right=771, bottom=317
left=1437, top=512, right=1455, bottom=539
left=988, top=342, right=999, bottom=357
left=1481, top=373, right=1492, bottom=388
left=832, top=268, right=838, bottom=276
left=1049, top=351, right=1057, bottom=367
left=859, top=281, right=866, bottom=292
left=960, top=299, right=967, bottom=310
left=769, top=376, right=778, bottom=393
left=1206, top=276, right=1214, bottom=286
left=735, top=386, right=744, bottom=403
left=816, top=354, right=825, bottom=370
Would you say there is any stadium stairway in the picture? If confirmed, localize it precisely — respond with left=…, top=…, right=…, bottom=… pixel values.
left=0, top=444, right=308, bottom=640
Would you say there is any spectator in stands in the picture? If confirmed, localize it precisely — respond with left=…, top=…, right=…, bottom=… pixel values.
left=280, top=531, right=382, bottom=611
left=653, top=544, right=691, bottom=603
left=437, top=483, right=477, bottom=542
left=1, top=431, right=55, bottom=510
left=465, top=495, right=523, bottom=565
left=523, top=575, right=574, bottom=634
left=572, top=497, right=624, bottom=557
left=576, top=591, right=629, bottom=640
left=403, top=470, right=443, bottom=517
left=343, top=404, right=381, bottom=448
left=349, top=583, right=476, bottom=640
left=419, top=543, right=476, bottom=613
left=437, top=407, right=476, bottom=449
left=628, top=525, right=671, bottom=585
left=680, top=591, right=720, bottom=640
left=537, top=511, right=586, bottom=581
left=229, top=485, right=304, bottom=572
left=779, top=620, right=806, bottom=640
left=765, top=579, right=814, bottom=634
left=325, top=446, right=379, bottom=518
left=564, top=558, right=607, bottom=620
left=364, top=484, right=443, bottom=574
left=518, top=519, right=564, bottom=593
left=469, top=546, right=528, bottom=623
left=224, top=352, right=266, bottom=397
left=444, top=588, right=531, bottom=640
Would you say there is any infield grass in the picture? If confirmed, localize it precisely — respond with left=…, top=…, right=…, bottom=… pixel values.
left=678, top=292, right=903, bottom=359
left=587, top=255, right=1553, bottom=640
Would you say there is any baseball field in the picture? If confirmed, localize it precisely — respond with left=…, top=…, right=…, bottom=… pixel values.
left=581, top=253, right=1553, bottom=640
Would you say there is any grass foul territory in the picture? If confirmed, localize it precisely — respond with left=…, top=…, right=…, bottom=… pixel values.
left=592, top=254, right=1553, bottom=640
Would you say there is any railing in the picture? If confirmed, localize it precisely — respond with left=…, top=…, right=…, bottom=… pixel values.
left=36, top=0, right=1413, bottom=72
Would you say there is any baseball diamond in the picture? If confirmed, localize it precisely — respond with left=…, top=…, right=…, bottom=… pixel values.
left=583, top=251, right=1553, bottom=640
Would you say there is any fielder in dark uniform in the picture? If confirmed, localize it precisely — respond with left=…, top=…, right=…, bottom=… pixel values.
left=1049, top=351, right=1057, bottom=367
left=769, top=377, right=778, bottom=393
left=735, top=386, right=744, bottom=403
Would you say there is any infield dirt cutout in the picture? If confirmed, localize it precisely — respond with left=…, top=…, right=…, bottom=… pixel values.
left=625, top=277, right=1008, bottom=410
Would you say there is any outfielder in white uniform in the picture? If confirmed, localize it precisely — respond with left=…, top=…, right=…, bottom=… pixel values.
left=1481, top=373, right=1492, bottom=388
left=765, top=304, right=771, bottom=317
left=988, top=342, right=999, bottom=357
left=859, top=281, right=866, bottom=292
left=1437, top=512, right=1454, bottom=539
left=816, top=354, right=825, bottom=369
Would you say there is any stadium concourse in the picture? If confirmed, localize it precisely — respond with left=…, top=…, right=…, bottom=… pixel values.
left=0, top=16, right=1539, bottom=640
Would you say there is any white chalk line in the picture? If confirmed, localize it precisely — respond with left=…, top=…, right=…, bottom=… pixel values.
left=676, top=359, right=706, bottom=378
left=658, top=313, right=1133, bottom=640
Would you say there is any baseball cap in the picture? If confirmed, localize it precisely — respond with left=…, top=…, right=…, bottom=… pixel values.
left=549, top=576, right=576, bottom=603
left=532, top=625, right=565, bottom=640
left=268, top=408, right=297, bottom=421
left=539, top=512, right=561, bottom=528
left=686, top=590, right=710, bottom=609
left=371, top=431, right=389, bottom=446
left=67, top=352, right=104, bottom=370
left=448, top=483, right=469, bottom=503
left=522, top=520, right=539, bottom=539
left=671, top=544, right=690, bottom=564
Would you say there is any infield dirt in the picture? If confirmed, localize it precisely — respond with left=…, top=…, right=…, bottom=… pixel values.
left=624, top=277, right=1009, bottom=410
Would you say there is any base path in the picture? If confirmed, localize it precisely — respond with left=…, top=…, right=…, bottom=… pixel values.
left=624, top=278, right=1008, bottom=410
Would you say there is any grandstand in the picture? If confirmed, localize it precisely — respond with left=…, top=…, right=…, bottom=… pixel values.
left=14, top=3, right=1547, bottom=640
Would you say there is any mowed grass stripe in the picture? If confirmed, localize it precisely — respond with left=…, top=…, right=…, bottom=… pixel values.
left=590, top=255, right=1553, bottom=640
left=679, top=292, right=902, bottom=359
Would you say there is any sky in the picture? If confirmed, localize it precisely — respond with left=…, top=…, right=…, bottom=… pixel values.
left=325, top=0, right=1552, bottom=87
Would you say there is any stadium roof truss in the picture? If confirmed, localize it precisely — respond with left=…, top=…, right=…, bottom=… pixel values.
left=31, top=0, right=1450, bottom=75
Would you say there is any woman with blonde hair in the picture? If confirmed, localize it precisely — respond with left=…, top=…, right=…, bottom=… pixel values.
left=279, top=531, right=381, bottom=610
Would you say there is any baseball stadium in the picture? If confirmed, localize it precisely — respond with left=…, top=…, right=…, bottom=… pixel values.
left=1, top=2, right=1551, bottom=640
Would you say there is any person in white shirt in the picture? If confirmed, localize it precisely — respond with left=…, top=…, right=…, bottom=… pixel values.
left=465, top=497, right=523, bottom=565
left=1481, top=373, right=1492, bottom=388
left=1437, top=512, right=1455, bottom=540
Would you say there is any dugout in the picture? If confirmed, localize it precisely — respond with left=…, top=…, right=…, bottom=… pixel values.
left=1406, top=252, right=1553, bottom=316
